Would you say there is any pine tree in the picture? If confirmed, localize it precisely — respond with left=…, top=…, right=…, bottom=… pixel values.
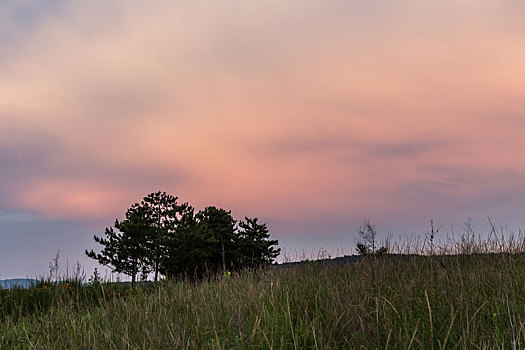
left=196, top=206, right=238, bottom=272
left=87, top=192, right=281, bottom=281
left=139, top=191, right=183, bottom=281
left=237, top=217, right=280, bottom=267
left=85, top=204, right=153, bottom=286
left=162, top=204, right=217, bottom=278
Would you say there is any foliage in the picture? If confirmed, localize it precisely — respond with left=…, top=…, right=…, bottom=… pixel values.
left=195, top=206, right=238, bottom=272
left=237, top=217, right=280, bottom=268
left=161, top=207, right=280, bottom=278
left=0, top=276, right=140, bottom=323
left=4, top=250, right=525, bottom=348
left=161, top=205, right=217, bottom=278
left=355, top=218, right=388, bottom=256
left=86, top=192, right=281, bottom=280
left=88, top=268, right=102, bottom=285
left=4, top=231, right=525, bottom=348
left=139, top=192, right=183, bottom=281
left=86, top=204, right=153, bottom=285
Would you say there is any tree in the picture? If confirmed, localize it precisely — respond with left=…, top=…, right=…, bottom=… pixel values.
left=87, top=192, right=282, bottom=282
left=355, top=218, right=388, bottom=256
left=86, top=204, right=153, bottom=286
left=237, top=217, right=280, bottom=268
left=162, top=209, right=281, bottom=278
left=161, top=204, right=217, bottom=278
left=195, top=206, right=237, bottom=272
left=139, top=192, right=183, bottom=281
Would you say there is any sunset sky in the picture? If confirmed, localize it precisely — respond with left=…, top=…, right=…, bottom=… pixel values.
left=1, top=0, right=524, bottom=279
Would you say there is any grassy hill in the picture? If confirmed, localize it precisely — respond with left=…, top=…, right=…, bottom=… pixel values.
left=2, top=237, right=525, bottom=348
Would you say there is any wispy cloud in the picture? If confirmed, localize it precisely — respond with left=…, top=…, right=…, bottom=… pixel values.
left=0, top=0, right=524, bottom=276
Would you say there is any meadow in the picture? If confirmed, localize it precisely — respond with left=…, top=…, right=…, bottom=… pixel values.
left=2, top=227, right=525, bottom=349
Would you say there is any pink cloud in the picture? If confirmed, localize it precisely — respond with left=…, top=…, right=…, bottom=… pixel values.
left=0, top=0, right=524, bottom=232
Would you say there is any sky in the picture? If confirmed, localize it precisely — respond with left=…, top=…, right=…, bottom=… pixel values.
left=1, top=0, right=524, bottom=279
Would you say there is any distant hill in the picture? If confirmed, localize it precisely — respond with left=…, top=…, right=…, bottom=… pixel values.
left=274, top=253, right=427, bottom=269
left=0, top=278, right=37, bottom=289
left=275, top=254, right=363, bottom=269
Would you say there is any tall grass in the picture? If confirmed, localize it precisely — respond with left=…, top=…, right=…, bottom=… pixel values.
left=0, top=275, right=137, bottom=322
left=2, top=226, right=525, bottom=349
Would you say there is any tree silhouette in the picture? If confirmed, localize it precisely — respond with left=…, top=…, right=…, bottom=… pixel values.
left=355, top=218, right=388, bottom=256
left=87, top=192, right=281, bottom=282
left=237, top=217, right=280, bottom=268
left=139, top=191, right=183, bottom=281
left=86, top=204, right=153, bottom=286
left=196, top=206, right=237, bottom=272
left=161, top=204, right=217, bottom=278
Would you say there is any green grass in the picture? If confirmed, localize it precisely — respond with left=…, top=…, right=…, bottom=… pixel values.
left=0, top=277, right=138, bottom=322
left=2, top=232, right=525, bottom=349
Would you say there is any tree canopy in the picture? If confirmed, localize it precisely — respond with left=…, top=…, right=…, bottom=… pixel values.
left=86, top=192, right=280, bottom=281
left=237, top=217, right=280, bottom=268
left=85, top=204, right=154, bottom=285
left=139, top=191, right=183, bottom=281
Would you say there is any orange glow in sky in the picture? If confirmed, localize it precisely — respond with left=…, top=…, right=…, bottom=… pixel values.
left=0, top=0, right=524, bottom=277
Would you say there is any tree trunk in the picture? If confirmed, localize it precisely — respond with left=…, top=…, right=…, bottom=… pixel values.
left=155, top=205, right=161, bottom=282
left=221, top=241, right=226, bottom=272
